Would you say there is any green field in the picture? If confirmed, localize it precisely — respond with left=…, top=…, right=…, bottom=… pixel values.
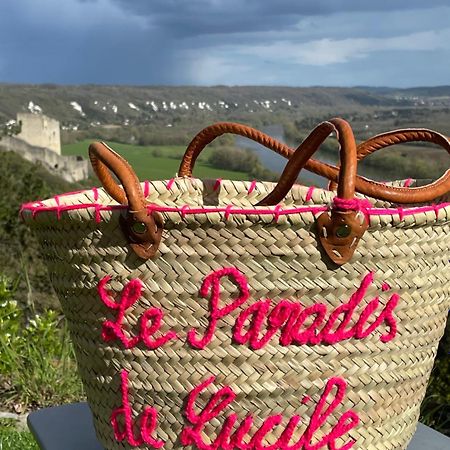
left=62, top=140, right=248, bottom=181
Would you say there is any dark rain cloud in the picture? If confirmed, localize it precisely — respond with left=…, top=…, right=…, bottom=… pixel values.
left=109, top=0, right=450, bottom=36
left=0, top=0, right=449, bottom=86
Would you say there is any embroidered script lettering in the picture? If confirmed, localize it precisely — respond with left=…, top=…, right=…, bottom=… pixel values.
left=98, top=276, right=177, bottom=349
left=180, top=374, right=360, bottom=450
left=188, top=268, right=399, bottom=350
left=98, top=268, right=399, bottom=351
left=111, top=370, right=359, bottom=450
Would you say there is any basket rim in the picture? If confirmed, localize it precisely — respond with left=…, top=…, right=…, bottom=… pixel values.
left=20, top=177, right=450, bottom=226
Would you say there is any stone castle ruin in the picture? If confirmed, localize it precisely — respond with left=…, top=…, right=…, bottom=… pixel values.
left=0, top=113, right=88, bottom=183
left=16, top=113, right=61, bottom=154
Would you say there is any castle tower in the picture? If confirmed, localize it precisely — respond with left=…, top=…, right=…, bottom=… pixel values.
left=16, top=113, right=61, bottom=154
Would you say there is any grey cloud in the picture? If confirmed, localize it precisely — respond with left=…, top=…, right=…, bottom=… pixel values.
left=109, top=0, right=450, bottom=37
left=0, top=0, right=449, bottom=86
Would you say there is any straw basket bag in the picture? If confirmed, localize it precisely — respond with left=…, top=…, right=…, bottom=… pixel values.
left=21, top=118, right=450, bottom=450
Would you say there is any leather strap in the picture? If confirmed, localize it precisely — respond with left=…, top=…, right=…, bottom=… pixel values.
left=178, top=122, right=293, bottom=176
left=179, top=122, right=450, bottom=204
left=258, top=118, right=368, bottom=265
left=89, top=142, right=163, bottom=259
left=258, top=118, right=356, bottom=205
left=328, top=128, right=450, bottom=192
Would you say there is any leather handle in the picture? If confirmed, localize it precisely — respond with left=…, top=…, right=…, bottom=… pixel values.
left=357, top=128, right=450, bottom=161
left=178, top=122, right=293, bottom=177
left=179, top=122, right=450, bottom=204
left=258, top=118, right=357, bottom=205
left=328, top=128, right=450, bottom=194
left=259, top=118, right=357, bottom=205
left=258, top=118, right=368, bottom=265
left=89, top=142, right=163, bottom=259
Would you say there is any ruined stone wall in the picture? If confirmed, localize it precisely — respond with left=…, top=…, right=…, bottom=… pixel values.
left=16, top=113, right=61, bottom=154
left=0, top=136, right=89, bottom=183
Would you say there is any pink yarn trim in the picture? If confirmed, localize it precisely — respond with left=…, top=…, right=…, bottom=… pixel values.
left=403, top=178, right=413, bottom=187
left=91, top=187, right=101, bottom=223
left=180, top=204, right=189, bottom=218
left=111, top=370, right=164, bottom=447
left=166, top=178, right=175, bottom=190
left=214, top=178, right=223, bottom=191
left=20, top=200, right=450, bottom=224
left=248, top=180, right=257, bottom=194
left=332, top=197, right=373, bottom=211
left=224, top=205, right=234, bottom=220
left=181, top=375, right=359, bottom=450
left=306, top=186, right=315, bottom=202
left=274, top=204, right=282, bottom=222
left=54, top=195, right=62, bottom=220
left=433, top=204, right=441, bottom=219
left=144, top=180, right=150, bottom=197
left=98, top=277, right=177, bottom=350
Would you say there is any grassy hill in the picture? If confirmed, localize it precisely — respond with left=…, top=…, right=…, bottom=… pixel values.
left=62, top=140, right=247, bottom=181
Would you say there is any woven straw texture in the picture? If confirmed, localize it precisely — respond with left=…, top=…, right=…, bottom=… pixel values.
left=22, top=178, right=450, bottom=450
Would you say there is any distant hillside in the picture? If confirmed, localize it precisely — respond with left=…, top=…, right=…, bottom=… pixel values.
left=1, top=83, right=449, bottom=153
left=0, top=84, right=378, bottom=127
left=2, top=84, right=449, bottom=130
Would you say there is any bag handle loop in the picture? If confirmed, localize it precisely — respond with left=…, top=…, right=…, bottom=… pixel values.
left=259, top=118, right=368, bottom=265
left=89, top=142, right=163, bottom=259
left=258, top=118, right=356, bottom=204
left=327, top=128, right=450, bottom=193
left=178, top=122, right=293, bottom=176
left=179, top=122, right=450, bottom=204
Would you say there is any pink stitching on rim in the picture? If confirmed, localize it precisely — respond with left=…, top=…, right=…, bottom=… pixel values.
left=181, top=374, right=359, bottom=450
left=54, top=195, right=62, bottom=220
left=98, top=276, right=177, bottom=349
left=111, top=370, right=164, bottom=448
left=333, top=197, right=372, bottom=211
left=214, top=178, right=223, bottom=191
left=180, top=204, right=189, bottom=218
left=20, top=200, right=450, bottom=223
left=248, top=180, right=257, bottom=194
left=166, top=178, right=175, bottom=190
left=433, top=204, right=441, bottom=219
left=403, top=178, right=413, bottom=187
left=224, top=205, right=234, bottom=220
left=274, top=204, right=282, bottom=222
left=91, top=187, right=101, bottom=223
left=306, top=186, right=315, bottom=202
left=144, top=180, right=150, bottom=197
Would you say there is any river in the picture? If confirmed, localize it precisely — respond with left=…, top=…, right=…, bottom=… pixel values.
left=235, top=124, right=385, bottom=188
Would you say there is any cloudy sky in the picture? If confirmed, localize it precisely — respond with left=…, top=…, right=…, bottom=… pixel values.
left=1, top=0, right=449, bottom=87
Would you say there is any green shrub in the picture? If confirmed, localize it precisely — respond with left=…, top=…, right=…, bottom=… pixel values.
left=0, top=420, right=38, bottom=450
left=208, top=146, right=278, bottom=181
left=0, top=275, right=84, bottom=412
